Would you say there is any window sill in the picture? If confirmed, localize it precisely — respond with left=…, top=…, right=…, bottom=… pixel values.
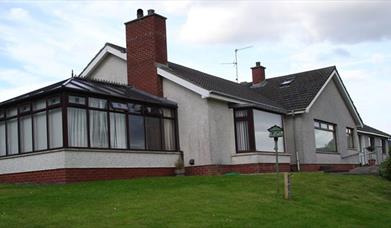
left=233, top=151, right=291, bottom=157
left=316, top=151, right=340, bottom=155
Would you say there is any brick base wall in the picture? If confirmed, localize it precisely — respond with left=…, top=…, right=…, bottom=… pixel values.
left=0, top=168, right=175, bottom=184
left=290, top=164, right=359, bottom=172
left=185, top=163, right=291, bottom=176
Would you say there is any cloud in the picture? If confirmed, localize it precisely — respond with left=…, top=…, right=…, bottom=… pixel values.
left=180, top=1, right=391, bottom=44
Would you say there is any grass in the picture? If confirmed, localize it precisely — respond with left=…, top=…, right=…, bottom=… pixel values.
left=0, top=173, right=390, bottom=228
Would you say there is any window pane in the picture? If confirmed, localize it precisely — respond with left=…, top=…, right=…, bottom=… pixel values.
left=0, top=122, right=5, bottom=156
left=33, top=111, right=47, bottom=151
left=162, top=108, right=173, bottom=118
left=314, top=121, right=320, bottom=128
left=7, top=108, right=17, bottom=118
left=235, top=110, right=248, bottom=118
left=20, top=116, right=32, bottom=153
left=19, top=104, right=31, bottom=113
left=129, top=115, right=145, bottom=149
left=328, top=125, right=334, bottom=131
left=163, top=119, right=176, bottom=150
left=315, top=129, right=336, bottom=152
left=236, top=120, right=250, bottom=151
left=69, top=96, right=86, bottom=105
left=0, top=111, right=4, bottom=119
left=7, top=118, right=18, bottom=155
left=48, top=97, right=61, bottom=106
left=48, top=108, right=63, bottom=148
left=68, top=108, right=88, bottom=147
left=89, top=110, right=108, bottom=148
left=33, top=100, right=46, bottom=111
left=145, top=117, right=162, bottom=150
left=145, top=107, right=162, bottom=116
left=346, top=128, right=354, bottom=149
left=320, top=123, right=328, bottom=129
left=128, top=103, right=142, bottom=114
left=110, top=113, right=127, bottom=149
left=253, top=110, right=284, bottom=152
left=111, top=102, right=128, bottom=111
left=89, top=98, right=107, bottom=109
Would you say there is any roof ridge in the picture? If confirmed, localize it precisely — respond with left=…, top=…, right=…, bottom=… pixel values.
left=74, top=76, right=130, bottom=87
left=266, top=66, right=336, bottom=81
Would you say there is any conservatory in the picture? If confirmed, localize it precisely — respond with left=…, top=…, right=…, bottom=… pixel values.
left=0, top=77, right=180, bottom=183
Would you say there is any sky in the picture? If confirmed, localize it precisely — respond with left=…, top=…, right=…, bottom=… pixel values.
left=0, top=1, right=390, bottom=133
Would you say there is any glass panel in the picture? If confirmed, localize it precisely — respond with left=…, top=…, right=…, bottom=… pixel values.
left=163, top=119, right=176, bottom=150
left=328, top=125, right=334, bottom=131
left=89, top=98, right=107, bottom=109
left=0, top=111, right=4, bottom=119
left=68, top=108, right=88, bottom=147
left=48, top=97, right=61, bottom=106
left=0, top=122, right=5, bottom=156
left=145, top=106, right=162, bottom=116
left=128, top=103, right=143, bottom=114
left=145, top=117, right=162, bottom=150
left=235, top=110, right=248, bottom=118
left=129, top=115, right=145, bottom=149
left=236, top=120, right=250, bottom=151
left=89, top=110, right=108, bottom=148
left=162, top=108, right=173, bottom=118
left=253, top=110, right=284, bottom=152
left=19, top=104, right=31, bottom=113
left=7, top=118, right=18, bottom=155
left=33, top=111, right=47, bottom=151
left=111, top=102, right=128, bottom=111
left=7, top=108, right=17, bottom=118
left=69, top=96, right=86, bottom=105
left=315, top=129, right=336, bottom=152
left=20, top=116, right=32, bottom=153
left=48, top=108, right=63, bottom=148
left=320, top=123, right=328, bottom=129
left=33, top=100, right=46, bottom=111
left=110, top=113, right=127, bottom=149
left=314, top=121, right=319, bottom=128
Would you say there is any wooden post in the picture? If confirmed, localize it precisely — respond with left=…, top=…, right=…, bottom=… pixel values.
left=284, top=172, right=290, bottom=200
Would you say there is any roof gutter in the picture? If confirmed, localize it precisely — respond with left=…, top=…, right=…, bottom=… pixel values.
left=357, top=130, right=391, bottom=139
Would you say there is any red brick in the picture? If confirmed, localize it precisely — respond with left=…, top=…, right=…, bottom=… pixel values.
left=125, top=14, right=167, bottom=97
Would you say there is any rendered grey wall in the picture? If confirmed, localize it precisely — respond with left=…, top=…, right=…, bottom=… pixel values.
left=163, top=79, right=213, bottom=166
left=88, top=54, right=127, bottom=84
left=291, top=78, right=360, bottom=165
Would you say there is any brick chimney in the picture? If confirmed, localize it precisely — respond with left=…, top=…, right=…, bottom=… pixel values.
left=125, top=9, right=167, bottom=96
left=251, top=62, right=266, bottom=84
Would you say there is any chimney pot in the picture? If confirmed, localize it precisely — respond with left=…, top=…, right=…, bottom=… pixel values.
left=137, top=9, right=144, bottom=18
left=255, top=61, right=260, bottom=67
left=147, top=9, right=155, bottom=15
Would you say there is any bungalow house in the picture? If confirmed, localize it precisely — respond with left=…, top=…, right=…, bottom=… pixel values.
left=0, top=9, right=389, bottom=183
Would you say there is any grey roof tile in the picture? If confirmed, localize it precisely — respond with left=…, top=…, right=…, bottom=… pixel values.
left=358, top=125, right=391, bottom=138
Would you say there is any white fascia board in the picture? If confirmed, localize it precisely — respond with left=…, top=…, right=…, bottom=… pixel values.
left=80, top=46, right=126, bottom=77
left=305, top=70, right=336, bottom=113
left=304, top=70, right=363, bottom=127
left=357, top=130, right=390, bottom=139
left=208, top=93, right=248, bottom=104
left=157, top=67, right=210, bottom=98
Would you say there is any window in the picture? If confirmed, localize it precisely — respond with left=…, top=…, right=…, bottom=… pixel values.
left=110, top=102, right=128, bottom=111
left=145, top=117, right=162, bottom=150
left=370, top=137, right=375, bottom=149
left=89, top=98, right=108, bottom=148
left=68, top=108, right=88, bottom=147
left=253, top=110, right=284, bottom=152
left=48, top=97, right=61, bottom=106
left=346, top=128, right=354, bottom=149
left=234, top=110, right=251, bottom=152
left=48, top=108, right=63, bottom=148
left=314, top=120, right=337, bottom=152
left=7, top=118, right=18, bottom=155
left=33, top=100, right=46, bottom=111
left=129, top=114, right=145, bottom=149
left=33, top=111, right=47, bottom=151
left=7, top=108, right=17, bottom=118
left=382, top=140, right=387, bottom=154
left=280, top=78, right=295, bottom=87
left=0, top=121, right=5, bottom=156
left=110, top=112, right=127, bottom=149
left=69, top=96, right=86, bottom=105
left=20, top=115, right=32, bottom=153
left=19, top=104, right=31, bottom=113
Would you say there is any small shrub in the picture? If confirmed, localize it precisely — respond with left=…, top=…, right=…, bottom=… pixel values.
left=379, top=157, right=391, bottom=180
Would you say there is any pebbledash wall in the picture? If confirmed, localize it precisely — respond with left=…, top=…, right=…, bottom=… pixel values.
left=286, top=76, right=360, bottom=171
left=0, top=149, right=180, bottom=183
left=162, top=78, right=291, bottom=175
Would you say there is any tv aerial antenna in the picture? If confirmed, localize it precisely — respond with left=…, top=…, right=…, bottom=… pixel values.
left=221, top=45, right=253, bottom=82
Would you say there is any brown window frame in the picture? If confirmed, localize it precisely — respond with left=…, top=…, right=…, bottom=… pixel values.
left=346, top=127, right=354, bottom=149
left=314, top=119, right=338, bottom=153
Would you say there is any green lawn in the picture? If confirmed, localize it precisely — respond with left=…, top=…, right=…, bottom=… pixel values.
left=0, top=173, right=390, bottom=227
